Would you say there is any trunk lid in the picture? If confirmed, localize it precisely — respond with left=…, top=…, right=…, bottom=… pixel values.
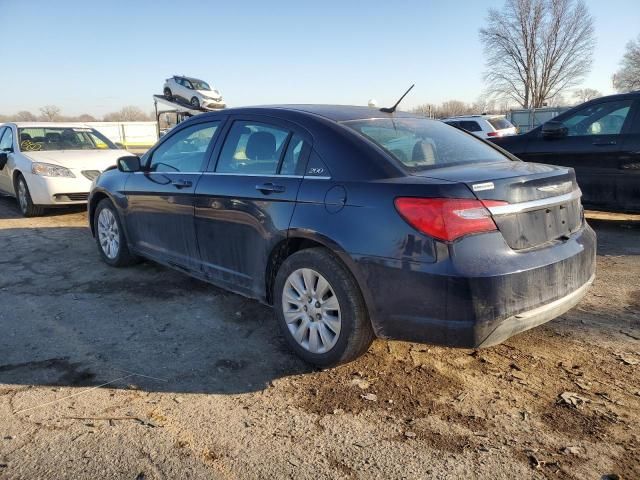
left=414, top=161, right=583, bottom=250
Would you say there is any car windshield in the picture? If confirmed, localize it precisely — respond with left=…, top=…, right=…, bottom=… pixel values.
left=191, top=80, right=210, bottom=90
left=17, top=127, right=116, bottom=152
left=343, top=118, right=509, bottom=171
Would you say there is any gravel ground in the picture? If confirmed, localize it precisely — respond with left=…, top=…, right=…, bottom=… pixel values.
left=0, top=195, right=638, bottom=480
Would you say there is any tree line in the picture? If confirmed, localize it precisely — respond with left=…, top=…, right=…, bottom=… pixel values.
left=0, top=105, right=154, bottom=123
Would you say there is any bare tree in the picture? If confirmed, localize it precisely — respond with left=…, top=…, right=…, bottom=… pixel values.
left=573, top=88, right=601, bottom=103
left=39, top=105, right=62, bottom=121
left=76, top=114, right=97, bottom=122
left=15, top=111, right=37, bottom=121
left=411, top=104, right=436, bottom=118
left=480, top=0, right=595, bottom=108
left=103, top=106, right=149, bottom=122
left=613, top=34, right=640, bottom=93
left=438, top=100, right=475, bottom=118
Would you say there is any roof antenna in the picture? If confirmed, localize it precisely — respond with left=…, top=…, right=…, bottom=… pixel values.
left=380, top=84, right=415, bottom=113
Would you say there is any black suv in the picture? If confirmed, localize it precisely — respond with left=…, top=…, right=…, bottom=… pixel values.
left=491, top=92, right=640, bottom=212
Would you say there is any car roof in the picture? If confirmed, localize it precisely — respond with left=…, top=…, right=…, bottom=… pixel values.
left=3, top=122, right=94, bottom=129
left=203, top=104, right=421, bottom=122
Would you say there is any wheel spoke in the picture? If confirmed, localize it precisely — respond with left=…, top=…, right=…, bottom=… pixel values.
left=302, top=269, right=317, bottom=294
left=317, top=322, right=333, bottom=347
left=322, top=314, right=341, bottom=335
left=315, top=275, right=330, bottom=300
left=283, top=309, right=304, bottom=324
left=292, top=317, right=310, bottom=343
left=308, top=324, right=320, bottom=352
left=322, top=294, right=339, bottom=312
left=289, top=272, right=307, bottom=297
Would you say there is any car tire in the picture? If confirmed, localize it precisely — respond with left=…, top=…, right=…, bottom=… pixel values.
left=15, top=174, right=45, bottom=217
left=274, top=248, right=374, bottom=367
left=94, top=198, right=139, bottom=267
left=164, top=88, right=173, bottom=100
left=190, top=97, right=200, bottom=108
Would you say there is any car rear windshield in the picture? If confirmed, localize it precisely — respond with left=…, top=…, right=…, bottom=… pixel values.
left=18, top=127, right=116, bottom=152
left=487, top=117, right=514, bottom=130
left=343, top=118, right=509, bottom=171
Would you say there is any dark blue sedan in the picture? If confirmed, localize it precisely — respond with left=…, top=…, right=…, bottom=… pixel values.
left=88, top=105, right=596, bottom=366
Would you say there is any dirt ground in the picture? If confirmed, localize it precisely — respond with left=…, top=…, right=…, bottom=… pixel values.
left=0, top=195, right=638, bottom=480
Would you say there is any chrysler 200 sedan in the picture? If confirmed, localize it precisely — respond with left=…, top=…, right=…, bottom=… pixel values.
left=88, top=105, right=596, bottom=366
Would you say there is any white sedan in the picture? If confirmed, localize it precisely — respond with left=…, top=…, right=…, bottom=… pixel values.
left=0, top=122, right=128, bottom=217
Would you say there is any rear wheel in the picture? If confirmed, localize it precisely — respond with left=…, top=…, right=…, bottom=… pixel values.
left=274, top=248, right=374, bottom=367
left=15, top=174, right=45, bottom=217
left=94, top=198, right=139, bottom=267
left=190, top=97, right=200, bottom=108
left=164, top=88, right=173, bottom=100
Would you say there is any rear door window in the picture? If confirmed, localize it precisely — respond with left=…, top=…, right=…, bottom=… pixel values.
left=280, top=134, right=306, bottom=175
left=216, top=121, right=290, bottom=175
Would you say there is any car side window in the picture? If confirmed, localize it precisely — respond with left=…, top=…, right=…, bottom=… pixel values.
left=280, top=134, right=306, bottom=175
left=0, top=127, right=13, bottom=151
left=149, top=122, right=220, bottom=173
left=561, top=100, right=633, bottom=136
left=459, top=121, right=482, bottom=132
left=216, top=121, right=289, bottom=175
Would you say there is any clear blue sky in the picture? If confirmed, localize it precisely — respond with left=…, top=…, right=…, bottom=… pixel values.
left=1, top=0, right=638, bottom=116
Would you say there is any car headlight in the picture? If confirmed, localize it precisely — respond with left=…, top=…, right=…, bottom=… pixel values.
left=32, top=162, right=75, bottom=178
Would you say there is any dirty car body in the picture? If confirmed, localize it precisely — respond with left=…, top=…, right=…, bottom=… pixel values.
left=89, top=105, right=596, bottom=362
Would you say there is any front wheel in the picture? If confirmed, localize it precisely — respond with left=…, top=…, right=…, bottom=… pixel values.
left=94, top=198, right=139, bottom=267
left=190, top=97, right=200, bottom=108
left=274, top=248, right=374, bottom=367
left=15, top=174, right=45, bottom=217
left=164, top=88, right=173, bottom=100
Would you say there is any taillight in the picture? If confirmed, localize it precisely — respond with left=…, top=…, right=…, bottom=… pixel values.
left=487, top=131, right=500, bottom=137
left=394, top=198, right=508, bottom=241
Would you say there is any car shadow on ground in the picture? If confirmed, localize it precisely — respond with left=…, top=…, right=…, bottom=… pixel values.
left=0, top=195, right=86, bottom=219
left=0, top=221, right=313, bottom=398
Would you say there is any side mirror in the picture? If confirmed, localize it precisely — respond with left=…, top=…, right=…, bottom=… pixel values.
left=117, top=155, right=142, bottom=173
left=0, top=152, right=7, bottom=170
left=542, top=121, right=568, bottom=139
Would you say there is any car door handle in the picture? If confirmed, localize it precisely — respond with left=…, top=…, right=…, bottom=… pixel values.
left=592, top=140, right=616, bottom=146
left=171, top=179, right=192, bottom=189
left=255, top=182, right=285, bottom=194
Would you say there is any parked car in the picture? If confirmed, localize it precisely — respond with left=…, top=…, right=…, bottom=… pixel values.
left=0, top=123, right=128, bottom=217
left=491, top=92, right=640, bottom=212
left=443, top=115, right=517, bottom=138
left=163, top=75, right=226, bottom=110
left=88, top=105, right=596, bottom=366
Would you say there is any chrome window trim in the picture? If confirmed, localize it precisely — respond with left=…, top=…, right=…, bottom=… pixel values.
left=132, top=172, right=331, bottom=180
left=488, top=189, right=582, bottom=216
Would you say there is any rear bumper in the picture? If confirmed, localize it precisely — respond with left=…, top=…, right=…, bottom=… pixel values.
left=351, top=223, right=596, bottom=348
left=477, top=273, right=593, bottom=347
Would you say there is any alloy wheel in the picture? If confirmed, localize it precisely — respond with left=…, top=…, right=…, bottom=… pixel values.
left=282, top=268, right=341, bottom=354
left=97, top=208, right=120, bottom=260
